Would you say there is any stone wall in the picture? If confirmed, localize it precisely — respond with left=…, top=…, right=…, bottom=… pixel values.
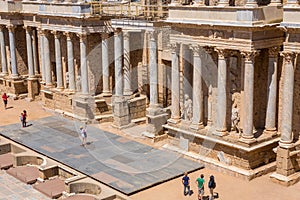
left=42, top=91, right=73, bottom=113
left=15, top=26, right=28, bottom=76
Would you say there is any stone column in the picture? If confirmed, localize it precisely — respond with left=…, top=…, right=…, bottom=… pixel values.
left=204, top=47, right=214, bottom=127
left=32, top=29, right=39, bottom=75
left=79, top=33, right=89, bottom=95
left=149, top=31, right=158, bottom=107
left=240, top=51, right=258, bottom=143
left=279, top=52, right=296, bottom=148
left=114, top=30, right=123, bottom=97
left=44, top=30, right=52, bottom=87
left=53, top=31, right=63, bottom=90
left=123, top=30, right=132, bottom=96
left=264, top=47, right=279, bottom=134
left=38, top=29, right=46, bottom=83
left=65, top=32, right=75, bottom=91
left=246, top=0, right=258, bottom=6
left=214, top=48, right=228, bottom=136
left=183, top=45, right=192, bottom=101
left=25, top=27, right=34, bottom=78
left=218, top=0, right=229, bottom=6
left=7, top=25, right=18, bottom=78
left=0, top=26, right=7, bottom=76
left=168, top=43, right=181, bottom=124
left=101, top=33, right=111, bottom=96
left=190, top=45, right=204, bottom=130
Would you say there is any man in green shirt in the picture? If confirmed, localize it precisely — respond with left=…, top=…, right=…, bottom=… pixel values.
left=196, top=174, right=205, bottom=200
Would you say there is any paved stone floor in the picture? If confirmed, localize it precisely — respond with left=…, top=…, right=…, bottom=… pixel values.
left=0, top=170, right=51, bottom=200
left=0, top=116, right=203, bottom=195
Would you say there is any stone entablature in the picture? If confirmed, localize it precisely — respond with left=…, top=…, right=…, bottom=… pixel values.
left=167, top=5, right=283, bottom=26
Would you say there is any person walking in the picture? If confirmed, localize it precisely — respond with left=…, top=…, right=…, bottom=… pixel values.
left=20, top=113, right=24, bottom=128
left=80, top=125, right=87, bottom=146
left=182, top=172, right=191, bottom=196
left=208, top=175, right=216, bottom=200
left=196, top=174, right=205, bottom=200
left=2, top=93, right=8, bottom=109
left=22, top=110, right=27, bottom=127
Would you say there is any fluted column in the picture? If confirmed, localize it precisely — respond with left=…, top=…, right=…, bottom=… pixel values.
left=241, top=51, right=258, bottom=142
left=101, top=33, right=110, bottom=96
left=65, top=32, right=75, bottom=91
left=79, top=33, right=89, bottom=94
left=168, top=43, right=180, bottom=124
left=214, top=48, right=228, bottom=136
left=149, top=31, right=158, bottom=107
left=25, top=27, right=34, bottom=78
left=44, top=30, right=52, bottom=86
left=265, top=47, right=279, bottom=134
left=7, top=25, right=18, bottom=78
left=279, top=52, right=296, bottom=148
left=0, top=26, right=7, bottom=75
left=114, top=30, right=123, bottom=97
left=32, top=29, right=39, bottom=75
left=38, top=29, right=46, bottom=83
left=123, top=31, right=132, bottom=96
left=190, top=45, right=204, bottom=130
left=53, top=31, right=63, bottom=89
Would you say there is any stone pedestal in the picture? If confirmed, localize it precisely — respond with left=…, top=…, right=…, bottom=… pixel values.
left=270, top=145, right=300, bottom=186
left=112, top=96, right=132, bottom=129
left=72, top=95, right=95, bottom=121
left=26, top=77, right=39, bottom=101
left=143, top=107, right=168, bottom=138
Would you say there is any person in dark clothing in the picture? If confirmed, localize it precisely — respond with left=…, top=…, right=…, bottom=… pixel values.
left=208, top=175, right=216, bottom=200
left=182, top=172, right=191, bottom=196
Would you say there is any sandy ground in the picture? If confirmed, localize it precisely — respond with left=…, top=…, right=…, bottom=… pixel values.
left=0, top=99, right=299, bottom=200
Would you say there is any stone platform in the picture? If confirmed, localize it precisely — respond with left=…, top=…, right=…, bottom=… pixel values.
left=0, top=116, right=203, bottom=195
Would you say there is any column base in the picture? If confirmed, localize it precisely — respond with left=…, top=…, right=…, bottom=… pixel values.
left=213, top=129, right=228, bottom=137
left=101, top=91, right=112, bottom=97
left=263, top=128, right=278, bottom=137
left=27, top=77, right=39, bottom=101
left=167, top=117, right=181, bottom=125
left=239, top=135, right=256, bottom=144
left=190, top=122, right=204, bottom=130
left=279, top=140, right=294, bottom=149
left=143, top=108, right=168, bottom=137
left=123, top=90, right=133, bottom=97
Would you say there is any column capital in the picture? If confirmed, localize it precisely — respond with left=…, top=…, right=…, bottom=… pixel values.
left=101, top=32, right=110, bottom=40
left=7, top=25, right=15, bottom=32
left=123, top=30, right=130, bottom=40
left=203, top=46, right=214, bottom=54
left=189, top=45, right=201, bottom=56
left=23, top=26, right=32, bottom=32
left=149, top=30, right=158, bottom=41
left=241, top=50, right=259, bottom=62
left=170, top=43, right=179, bottom=54
left=215, top=48, right=229, bottom=59
left=77, top=33, right=87, bottom=42
left=281, top=51, right=296, bottom=64
left=64, top=32, right=74, bottom=40
left=52, top=30, right=61, bottom=39
left=268, top=46, right=280, bottom=58
left=114, top=28, right=122, bottom=36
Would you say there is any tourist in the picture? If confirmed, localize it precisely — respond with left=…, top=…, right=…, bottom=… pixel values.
left=22, top=110, right=27, bottom=127
left=196, top=174, right=205, bottom=200
left=2, top=93, right=8, bottom=109
left=80, top=125, right=87, bottom=146
left=208, top=175, right=216, bottom=200
left=182, top=172, right=191, bottom=196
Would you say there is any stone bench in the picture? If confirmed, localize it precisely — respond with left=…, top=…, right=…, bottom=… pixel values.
left=0, top=153, right=13, bottom=169
left=34, top=177, right=66, bottom=199
left=7, top=165, right=39, bottom=184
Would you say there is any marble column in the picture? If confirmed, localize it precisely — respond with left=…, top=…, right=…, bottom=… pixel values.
left=214, top=48, right=228, bottom=136
left=168, top=43, right=180, bottom=124
left=38, top=29, right=46, bottom=83
left=101, top=33, right=110, bottom=96
left=66, top=32, right=75, bottom=91
left=218, top=0, right=229, bottom=6
left=240, top=51, right=258, bottom=142
left=114, top=30, right=123, bottom=97
left=279, top=52, right=296, bottom=148
left=246, top=0, right=258, bottom=6
left=190, top=45, right=204, bottom=130
left=183, top=45, right=192, bottom=101
left=25, top=27, right=34, bottom=78
left=44, top=30, right=52, bottom=87
left=79, top=33, right=89, bottom=94
left=32, top=29, right=39, bottom=75
left=265, top=47, right=279, bottom=134
left=7, top=25, right=18, bottom=78
left=149, top=31, right=158, bottom=107
left=123, top=31, right=132, bottom=96
left=53, top=31, right=63, bottom=89
left=0, top=26, right=7, bottom=75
